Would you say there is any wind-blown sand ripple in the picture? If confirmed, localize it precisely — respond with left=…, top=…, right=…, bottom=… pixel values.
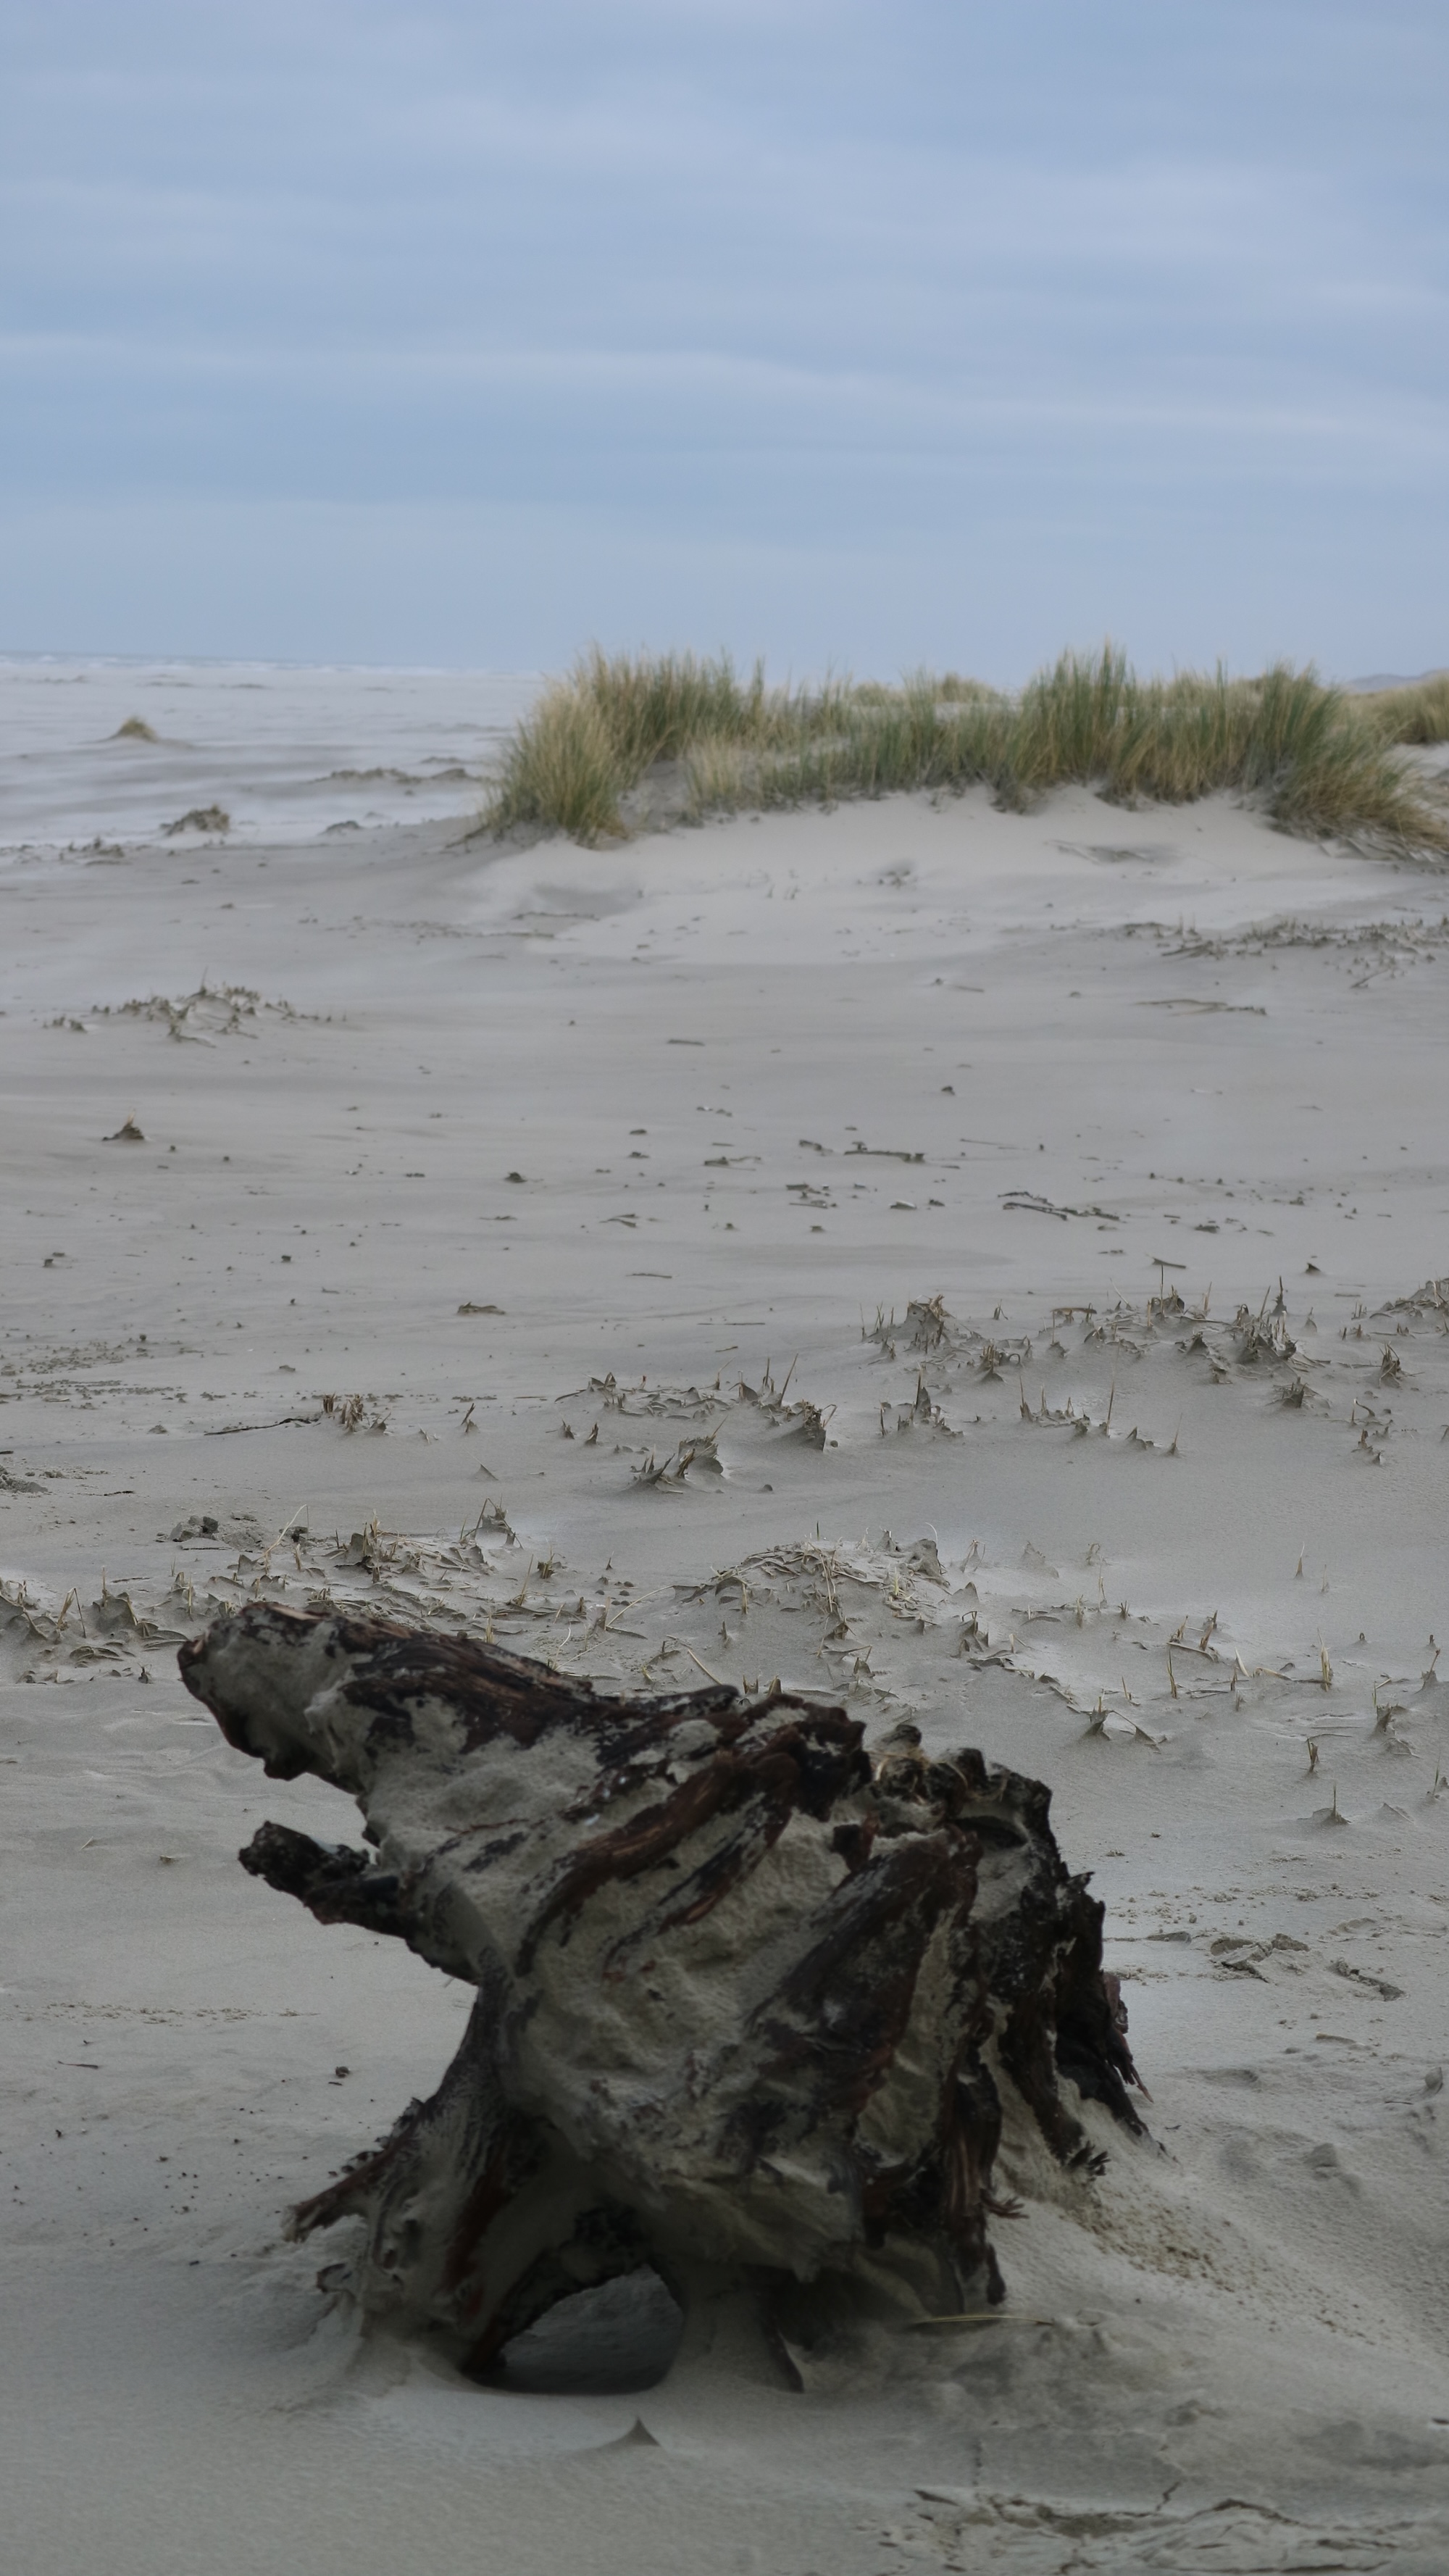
left=1, top=778, right=1446, bottom=2572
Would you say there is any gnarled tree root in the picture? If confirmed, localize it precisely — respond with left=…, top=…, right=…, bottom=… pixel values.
left=180, top=1604, right=1145, bottom=2379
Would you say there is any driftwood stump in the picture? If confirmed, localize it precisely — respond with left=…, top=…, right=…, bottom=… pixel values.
left=180, top=1604, right=1144, bottom=2378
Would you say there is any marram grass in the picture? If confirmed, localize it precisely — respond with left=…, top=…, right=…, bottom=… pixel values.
left=482, top=646, right=1449, bottom=853
left=1356, top=670, right=1449, bottom=747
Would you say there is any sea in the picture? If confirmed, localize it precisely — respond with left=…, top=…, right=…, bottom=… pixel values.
left=0, top=656, right=541, bottom=857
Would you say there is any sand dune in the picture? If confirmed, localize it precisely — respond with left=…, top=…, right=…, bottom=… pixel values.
left=2, top=773, right=1448, bottom=2572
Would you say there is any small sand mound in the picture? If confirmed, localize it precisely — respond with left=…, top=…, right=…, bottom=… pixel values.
left=164, top=805, right=230, bottom=835
left=97, top=983, right=318, bottom=1042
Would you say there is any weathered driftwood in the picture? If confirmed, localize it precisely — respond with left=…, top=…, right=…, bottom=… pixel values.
left=179, top=1603, right=1145, bottom=2379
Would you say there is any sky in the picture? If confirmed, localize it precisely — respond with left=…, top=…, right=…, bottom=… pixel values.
left=3, top=0, right=1447, bottom=680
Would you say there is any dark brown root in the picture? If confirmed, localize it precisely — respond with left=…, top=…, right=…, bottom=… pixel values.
left=180, top=1605, right=1145, bottom=2378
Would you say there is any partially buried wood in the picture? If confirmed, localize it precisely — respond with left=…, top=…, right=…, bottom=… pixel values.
left=179, top=1603, right=1146, bottom=2380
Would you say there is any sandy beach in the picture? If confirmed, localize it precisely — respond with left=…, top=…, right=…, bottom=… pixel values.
left=4, top=725, right=1449, bottom=2572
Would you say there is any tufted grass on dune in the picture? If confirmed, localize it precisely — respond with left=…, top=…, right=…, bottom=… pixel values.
left=1356, top=670, right=1449, bottom=748
left=481, top=644, right=1449, bottom=852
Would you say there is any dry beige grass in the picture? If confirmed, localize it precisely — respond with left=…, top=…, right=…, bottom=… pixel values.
left=1356, top=671, right=1449, bottom=746
left=483, top=645, right=1449, bottom=853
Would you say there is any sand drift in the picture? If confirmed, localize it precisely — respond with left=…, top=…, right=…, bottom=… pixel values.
left=5, top=765, right=1449, bottom=2572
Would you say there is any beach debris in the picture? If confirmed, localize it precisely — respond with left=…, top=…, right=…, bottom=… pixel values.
left=631, top=1430, right=724, bottom=1488
left=1001, top=1191, right=1122, bottom=1222
left=900, top=2488, right=1436, bottom=2568
left=905, top=1296, right=951, bottom=1351
left=1166, top=912, right=1449, bottom=988
left=94, top=982, right=314, bottom=1043
left=180, top=1607, right=1146, bottom=2380
left=318, top=1392, right=387, bottom=1433
left=562, top=1372, right=721, bottom=1425
left=733, top=1361, right=835, bottom=1449
left=864, top=1296, right=1033, bottom=1377
left=1330, top=1958, right=1405, bottom=2002
left=204, top=1409, right=327, bottom=1437
left=111, top=715, right=158, bottom=741
left=1137, top=996, right=1266, bottom=1016
left=1233, top=1298, right=1296, bottom=1366
left=104, top=1112, right=146, bottom=1142
left=457, top=1303, right=505, bottom=1316
left=1385, top=1275, right=1448, bottom=1315
left=163, top=805, right=230, bottom=835
left=884, top=1372, right=957, bottom=1438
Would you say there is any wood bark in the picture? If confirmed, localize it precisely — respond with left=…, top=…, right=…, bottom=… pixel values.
left=179, top=1603, right=1145, bottom=2378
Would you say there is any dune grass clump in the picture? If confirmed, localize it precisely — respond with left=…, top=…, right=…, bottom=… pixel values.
left=490, top=683, right=625, bottom=843
left=567, top=643, right=776, bottom=772
left=482, top=644, right=1449, bottom=854
left=485, top=649, right=856, bottom=838
left=1357, top=671, right=1449, bottom=747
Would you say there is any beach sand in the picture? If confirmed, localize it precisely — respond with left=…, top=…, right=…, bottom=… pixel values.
left=2, top=774, right=1448, bottom=2572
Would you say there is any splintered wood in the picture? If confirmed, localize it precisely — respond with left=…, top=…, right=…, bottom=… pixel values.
left=180, top=1603, right=1145, bottom=2380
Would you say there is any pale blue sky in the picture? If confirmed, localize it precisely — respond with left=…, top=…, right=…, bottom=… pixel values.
left=4, top=1, right=1446, bottom=678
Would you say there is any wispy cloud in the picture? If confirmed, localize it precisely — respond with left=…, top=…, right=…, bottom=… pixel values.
left=2, top=0, right=1447, bottom=665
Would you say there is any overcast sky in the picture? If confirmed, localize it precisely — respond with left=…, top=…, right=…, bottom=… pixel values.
left=4, top=1, right=1446, bottom=678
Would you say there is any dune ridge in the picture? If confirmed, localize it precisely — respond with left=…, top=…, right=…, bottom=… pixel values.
left=485, top=643, right=1449, bottom=852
